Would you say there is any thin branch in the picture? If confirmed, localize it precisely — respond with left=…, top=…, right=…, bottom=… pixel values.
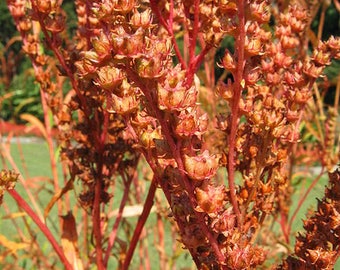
left=287, top=168, right=325, bottom=236
left=227, top=0, right=245, bottom=227
left=122, top=177, right=157, bottom=270
left=103, top=170, right=134, bottom=266
left=150, top=0, right=186, bottom=68
left=92, top=172, right=105, bottom=270
left=8, top=189, right=73, bottom=270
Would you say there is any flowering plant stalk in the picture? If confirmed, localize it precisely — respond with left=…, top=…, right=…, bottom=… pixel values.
left=2, top=0, right=340, bottom=269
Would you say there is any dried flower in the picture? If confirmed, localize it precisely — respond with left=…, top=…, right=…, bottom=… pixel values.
left=0, top=170, right=19, bottom=205
left=183, top=151, right=219, bottom=181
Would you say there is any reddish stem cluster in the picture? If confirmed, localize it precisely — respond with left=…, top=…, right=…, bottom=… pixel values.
left=3, top=0, right=340, bottom=269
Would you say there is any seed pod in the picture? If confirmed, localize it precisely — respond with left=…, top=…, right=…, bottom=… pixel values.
left=195, top=184, right=226, bottom=214
left=183, top=151, right=219, bottom=181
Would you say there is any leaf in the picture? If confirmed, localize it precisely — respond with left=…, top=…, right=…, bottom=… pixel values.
left=44, top=179, right=74, bottom=220
left=13, top=97, right=36, bottom=118
left=2, top=211, right=26, bottom=219
left=108, top=204, right=156, bottom=218
left=0, top=234, right=29, bottom=254
left=60, top=212, right=84, bottom=270
left=0, top=92, right=15, bottom=107
left=20, top=113, right=47, bottom=139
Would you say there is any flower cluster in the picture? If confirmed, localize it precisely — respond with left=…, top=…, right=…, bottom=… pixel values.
left=6, top=0, right=340, bottom=269
left=280, top=169, right=340, bottom=269
left=215, top=2, right=340, bottom=268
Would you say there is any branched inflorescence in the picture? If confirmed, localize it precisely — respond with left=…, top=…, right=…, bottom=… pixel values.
left=5, top=0, right=340, bottom=269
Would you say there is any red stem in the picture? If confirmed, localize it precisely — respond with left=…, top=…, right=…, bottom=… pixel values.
left=121, top=178, right=157, bottom=270
left=156, top=199, right=166, bottom=268
left=39, top=88, right=62, bottom=223
left=227, top=1, right=245, bottom=227
left=124, top=70, right=225, bottom=265
left=150, top=0, right=186, bottom=68
left=279, top=212, right=289, bottom=244
left=103, top=171, right=134, bottom=267
left=186, top=44, right=212, bottom=87
left=29, top=1, right=90, bottom=117
left=189, top=0, right=200, bottom=63
left=8, top=189, right=73, bottom=270
left=287, top=168, right=325, bottom=236
left=92, top=173, right=105, bottom=270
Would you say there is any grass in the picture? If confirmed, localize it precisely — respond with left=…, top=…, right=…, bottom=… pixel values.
left=0, top=138, right=339, bottom=269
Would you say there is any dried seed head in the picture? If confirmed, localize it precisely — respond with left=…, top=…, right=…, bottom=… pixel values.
left=220, top=49, right=236, bottom=72
left=157, top=82, right=197, bottom=111
left=34, top=0, right=53, bottom=15
left=136, top=57, right=164, bottom=78
left=250, top=2, right=270, bottom=23
left=217, top=80, right=234, bottom=101
left=195, top=184, right=226, bottom=214
left=106, top=93, right=138, bottom=115
left=312, top=47, right=331, bottom=66
left=44, top=14, right=65, bottom=33
left=183, top=151, right=219, bottom=181
left=130, top=9, right=153, bottom=29
left=0, top=169, right=19, bottom=205
left=111, top=27, right=144, bottom=59
left=175, top=110, right=207, bottom=138
left=245, top=37, right=263, bottom=57
left=140, top=127, right=162, bottom=148
left=303, top=61, right=324, bottom=78
left=92, top=32, right=112, bottom=61
left=94, top=66, right=125, bottom=90
left=327, top=36, right=340, bottom=51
